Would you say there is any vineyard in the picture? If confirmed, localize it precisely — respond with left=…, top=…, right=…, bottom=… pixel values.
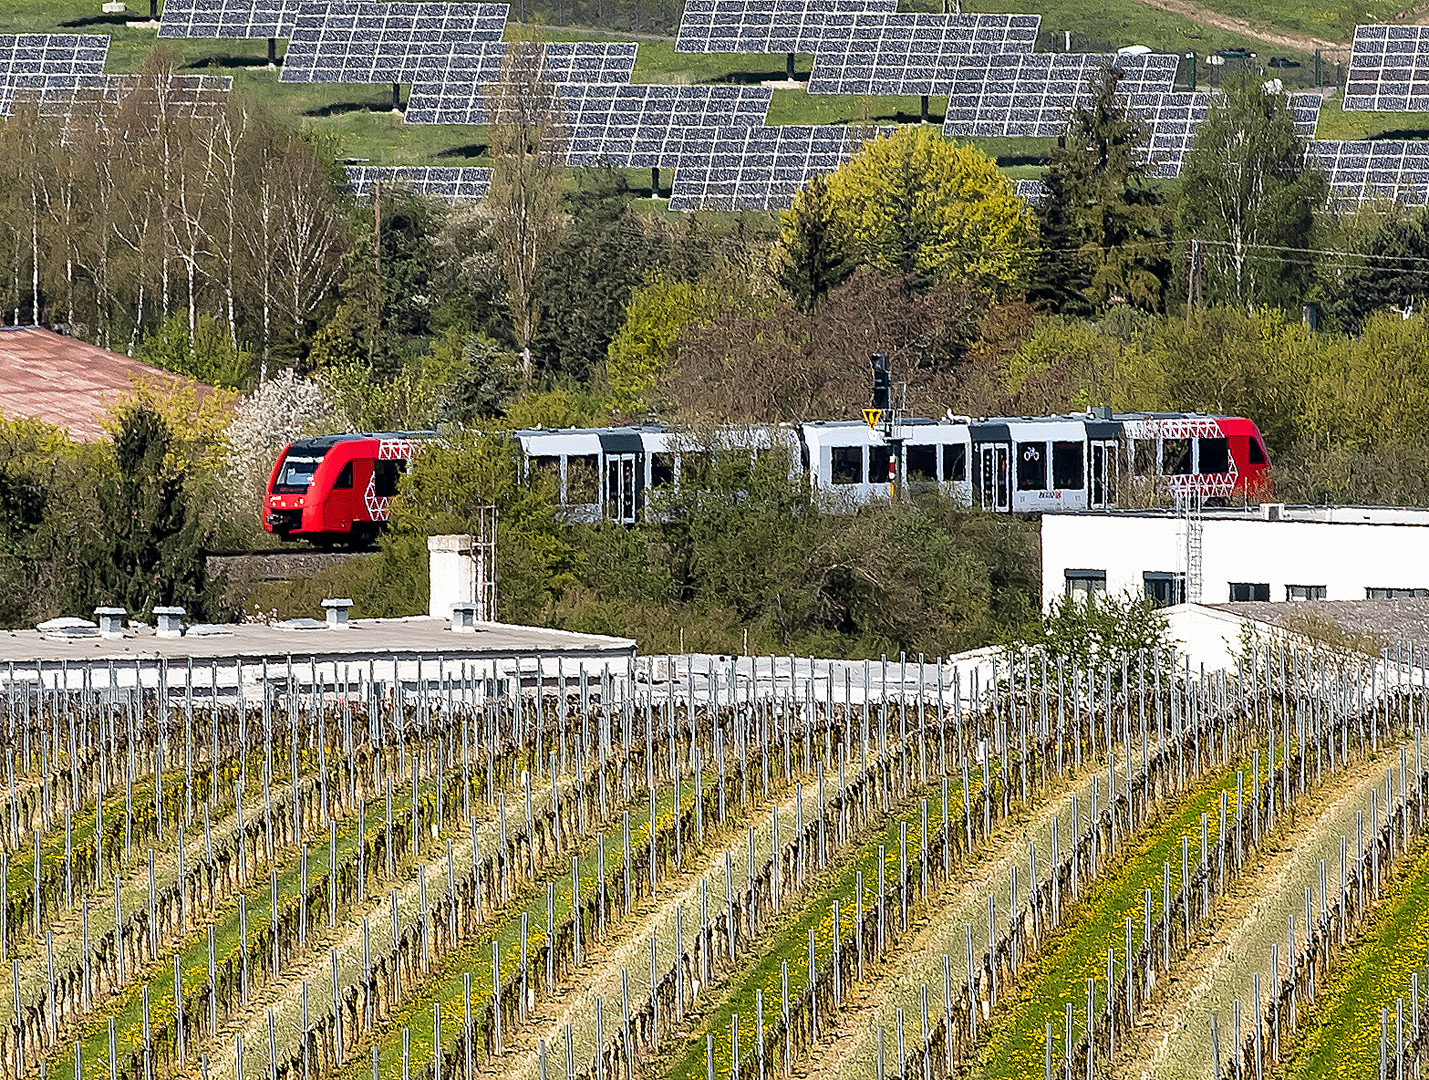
left=2, top=646, right=1429, bottom=1080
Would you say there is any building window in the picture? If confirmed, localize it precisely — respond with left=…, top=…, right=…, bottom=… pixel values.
left=1286, top=584, right=1326, bottom=601
left=942, top=443, right=967, bottom=482
left=906, top=445, right=937, bottom=482
left=1143, top=571, right=1186, bottom=607
left=1065, top=570, right=1107, bottom=598
left=1016, top=441, right=1047, bottom=491
left=1366, top=587, right=1429, bottom=599
left=1052, top=441, right=1084, bottom=489
left=869, top=445, right=893, bottom=485
left=1228, top=582, right=1269, bottom=602
left=831, top=446, right=863, bottom=485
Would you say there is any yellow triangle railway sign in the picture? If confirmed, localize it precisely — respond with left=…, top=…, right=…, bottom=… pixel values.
left=863, top=408, right=883, bottom=430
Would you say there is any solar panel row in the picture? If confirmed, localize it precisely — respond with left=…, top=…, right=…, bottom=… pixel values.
left=807, top=12, right=1041, bottom=96
left=158, top=0, right=306, bottom=40
left=404, top=41, right=638, bottom=123
left=668, top=123, right=887, bottom=210
left=941, top=52, right=1178, bottom=138
left=0, top=34, right=110, bottom=88
left=279, top=1, right=509, bottom=84
left=675, top=0, right=897, bottom=56
left=1344, top=24, right=1429, bottom=112
left=1306, top=139, right=1429, bottom=207
left=346, top=164, right=493, bottom=199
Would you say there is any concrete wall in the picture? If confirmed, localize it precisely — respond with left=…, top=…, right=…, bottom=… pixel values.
left=1042, top=512, right=1429, bottom=607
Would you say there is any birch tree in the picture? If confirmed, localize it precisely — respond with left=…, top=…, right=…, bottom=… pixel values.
left=485, top=31, right=567, bottom=389
left=1177, top=71, right=1325, bottom=311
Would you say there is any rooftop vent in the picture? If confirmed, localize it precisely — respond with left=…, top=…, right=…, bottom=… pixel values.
left=322, top=597, right=354, bottom=630
left=94, top=607, right=126, bottom=639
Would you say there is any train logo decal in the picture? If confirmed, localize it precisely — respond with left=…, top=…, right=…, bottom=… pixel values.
left=363, top=473, right=391, bottom=521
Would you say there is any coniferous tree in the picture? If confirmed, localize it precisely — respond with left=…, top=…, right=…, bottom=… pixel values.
left=1333, top=209, right=1429, bottom=329
left=1030, top=65, right=1170, bottom=314
left=775, top=175, right=854, bottom=313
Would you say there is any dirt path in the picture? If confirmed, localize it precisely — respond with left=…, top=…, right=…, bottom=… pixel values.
left=1119, top=0, right=1347, bottom=55
left=1115, top=744, right=1404, bottom=1080
left=804, top=759, right=1118, bottom=1080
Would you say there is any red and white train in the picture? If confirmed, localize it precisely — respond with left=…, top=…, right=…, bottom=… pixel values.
left=263, top=411, right=1273, bottom=545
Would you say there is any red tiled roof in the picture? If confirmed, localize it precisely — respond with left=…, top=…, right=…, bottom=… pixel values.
left=0, top=326, right=194, bottom=441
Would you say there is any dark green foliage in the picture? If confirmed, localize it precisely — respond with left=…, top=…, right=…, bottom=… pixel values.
left=1177, top=71, right=1325, bottom=311
left=436, top=337, right=523, bottom=423
left=1030, top=66, right=1170, bottom=314
left=79, top=405, right=215, bottom=620
left=1011, top=591, right=1173, bottom=673
left=533, top=173, right=683, bottom=382
left=1333, top=209, right=1429, bottom=330
left=774, top=175, right=854, bottom=313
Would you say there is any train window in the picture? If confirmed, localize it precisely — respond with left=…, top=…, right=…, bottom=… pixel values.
left=831, top=446, right=863, bottom=485
left=1229, top=582, right=1270, bottom=602
left=273, top=453, right=324, bottom=493
left=1198, top=437, right=1230, bottom=474
left=1132, top=440, right=1155, bottom=476
left=1162, top=438, right=1192, bottom=475
left=681, top=452, right=712, bottom=487
left=333, top=462, right=354, bottom=490
left=869, top=446, right=893, bottom=484
left=1052, top=441, right=1083, bottom=489
left=567, top=455, right=598, bottom=503
left=373, top=459, right=402, bottom=498
left=1247, top=438, right=1267, bottom=465
left=942, top=444, right=966, bottom=482
left=651, top=453, right=675, bottom=487
left=1015, top=442, right=1047, bottom=491
left=906, top=445, right=937, bottom=483
left=530, top=455, right=560, bottom=482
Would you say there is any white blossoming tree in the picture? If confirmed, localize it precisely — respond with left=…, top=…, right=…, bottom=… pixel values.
left=224, top=370, right=350, bottom=536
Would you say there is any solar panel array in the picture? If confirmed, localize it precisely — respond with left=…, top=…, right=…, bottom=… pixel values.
left=1119, top=89, right=1319, bottom=178
left=1343, top=24, right=1429, bottom=111
left=0, top=34, right=109, bottom=90
left=345, top=164, right=493, bottom=200
left=158, top=0, right=306, bottom=39
left=0, top=73, right=233, bottom=127
left=560, top=84, right=771, bottom=166
left=675, top=0, right=897, bottom=56
left=668, top=123, right=885, bottom=209
left=1013, top=177, right=1046, bottom=203
left=941, top=53, right=1177, bottom=138
left=280, top=1, right=509, bottom=84
left=404, top=41, right=637, bottom=123
left=1305, top=140, right=1429, bottom=207
left=807, top=13, right=1040, bottom=96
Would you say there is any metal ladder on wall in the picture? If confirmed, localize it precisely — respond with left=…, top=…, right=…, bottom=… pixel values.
left=1176, top=487, right=1205, bottom=604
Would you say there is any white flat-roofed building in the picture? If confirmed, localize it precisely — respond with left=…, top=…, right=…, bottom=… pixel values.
left=1042, top=504, right=1429, bottom=609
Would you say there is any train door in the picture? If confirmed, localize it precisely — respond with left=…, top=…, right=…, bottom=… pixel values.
left=977, top=443, right=1010, bottom=511
left=1090, top=441, right=1118, bottom=508
left=604, top=453, right=639, bottom=524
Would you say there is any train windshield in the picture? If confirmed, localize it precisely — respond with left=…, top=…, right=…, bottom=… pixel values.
left=273, top=452, right=326, bottom=493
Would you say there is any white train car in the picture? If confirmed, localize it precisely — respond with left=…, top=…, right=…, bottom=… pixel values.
left=513, top=411, right=1270, bottom=523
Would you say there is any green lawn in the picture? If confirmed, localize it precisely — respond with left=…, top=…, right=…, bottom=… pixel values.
left=1286, top=836, right=1429, bottom=1080
left=970, top=763, right=1235, bottom=1080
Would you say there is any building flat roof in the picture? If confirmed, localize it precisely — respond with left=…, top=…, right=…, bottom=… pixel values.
left=0, top=325, right=195, bottom=440
left=1059, top=505, right=1429, bottom=526
left=0, top=617, right=635, bottom=667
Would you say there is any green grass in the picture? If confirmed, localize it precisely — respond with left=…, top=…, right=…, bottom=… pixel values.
left=1285, top=834, right=1429, bottom=1080
left=1314, top=96, right=1429, bottom=140
left=970, top=762, right=1236, bottom=1080
left=667, top=778, right=963, bottom=1080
